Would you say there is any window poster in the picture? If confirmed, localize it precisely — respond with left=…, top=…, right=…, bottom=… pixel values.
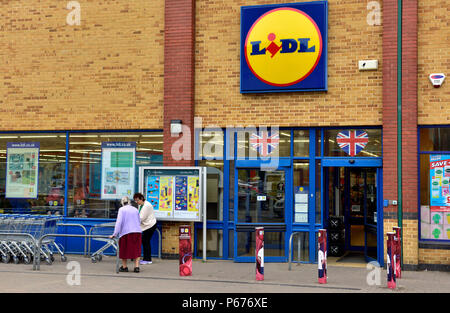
left=294, top=186, right=308, bottom=223
left=6, top=142, right=40, bottom=199
left=158, top=176, right=173, bottom=217
left=175, top=176, right=188, bottom=211
left=430, top=155, right=450, bottom=212
left=101, top=142, right=136, bottom=200
left=187, top=176, right=199, bottom=212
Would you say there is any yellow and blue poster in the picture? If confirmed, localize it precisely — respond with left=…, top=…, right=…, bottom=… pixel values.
left=175, top=176, right=188, bottom=211
left=240, top=1, right=327, bottom=93
left=430, top=155, right=450, bottom=212
left=187, top=177, right=199, bottom=212
left=158, top=176, right=173, bottom=217
left=146, top=176, right=160, bottom=211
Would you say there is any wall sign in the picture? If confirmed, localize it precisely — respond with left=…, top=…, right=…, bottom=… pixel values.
left=240, top=1, right=328, bottom=93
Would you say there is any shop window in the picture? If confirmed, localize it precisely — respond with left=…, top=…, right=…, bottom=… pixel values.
left=196, top=228, right=223, bottom=258
left=67, top=132, right=163, bottom=219
left=236, top=129, right=290, bottom=158
left=0, top=133, right=66, bottom=215
left=316, top=160, right=322, bottom=224
left=237, top=230, right=284, bottom=257
left=197, top=160, right=224, bottom=221
left=419, top=127, right=450, bottom=241
left=420, top=128, right=450, bottom=152
left=293, top=160, right=309, bottom=223
left=198, top=130, right=224, bottom=160
left=324, top=129, right=382, bottom=157
left=293, top=130, right=309, bottom=157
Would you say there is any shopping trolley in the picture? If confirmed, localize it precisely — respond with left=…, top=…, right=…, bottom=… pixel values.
left=0, top=214, right=65, bottom=265
left=89, top=222, right=117, bottom=263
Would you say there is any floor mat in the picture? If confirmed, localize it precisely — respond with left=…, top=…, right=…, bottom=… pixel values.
left=336, top=252, right=366, bottom=263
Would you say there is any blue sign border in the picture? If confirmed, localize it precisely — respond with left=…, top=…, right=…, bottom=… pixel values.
left=240, top=1, right=328, bottom=93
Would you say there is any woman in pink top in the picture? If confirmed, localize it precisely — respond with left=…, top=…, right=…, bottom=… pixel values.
left=110, top=196, right=142, bottom=273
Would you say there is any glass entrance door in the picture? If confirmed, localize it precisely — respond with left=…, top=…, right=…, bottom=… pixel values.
left=234, top=168, right=287, bottom=262
left=324, top=166, right=382, bottom=265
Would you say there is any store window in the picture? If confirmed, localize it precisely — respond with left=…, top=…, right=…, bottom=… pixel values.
left=419, top=127, right=450, bottom=242
left=236, top=129, right=290, bottom=158
left=67, top=132, right=163, bottom=218
left=293, top=130, right=309, bottom=157
left=196, top=228, right=223, bottom=258
left=293, top=160, right=309, bottom=223
left=198, top=129, right=224, bottom=160
left=0, top=133, right=66, bottom=215
left=197, top=160, right=224, bottom=221
left=324, top=129, right=382, bottom=157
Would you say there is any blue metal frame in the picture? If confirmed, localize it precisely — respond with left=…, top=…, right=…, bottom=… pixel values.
left=417, top=125, right=450, bottom=243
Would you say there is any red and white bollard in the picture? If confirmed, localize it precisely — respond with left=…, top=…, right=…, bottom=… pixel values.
left=255, top=227, right=264, bottom=281
left=318, top=229, right=327, bottom=284
left=386, top=232, right=396, bottom=289
left=393, top=226, right=401, bottom=279
left=179, top=225, right=192, bottom=276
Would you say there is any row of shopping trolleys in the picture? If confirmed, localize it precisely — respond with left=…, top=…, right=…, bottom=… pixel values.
left=0, top=214, right=67, bottom=265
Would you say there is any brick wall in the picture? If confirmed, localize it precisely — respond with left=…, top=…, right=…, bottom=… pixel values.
left=418, top=0, right=450, bottom=124
left=194, top=0, right=383, bottom=128
left=162, top=0, right=196, bottom=256
left=0, top=0, right=164, bottom=131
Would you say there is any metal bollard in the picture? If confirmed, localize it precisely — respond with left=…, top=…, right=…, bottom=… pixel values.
left=179, top=225, right=192, bottom=276
left=255, top=227, right=264, bottom=281
left=392, top=226, right=401, bottom=279
left=387, top=232, right=396, bottom=289
left=318, top=229, right=327, bottom=284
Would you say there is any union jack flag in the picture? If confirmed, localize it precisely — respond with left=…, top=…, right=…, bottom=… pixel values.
left=250, top=131, right=280, bottom=157
left=336, top=130, right=369, bottom=156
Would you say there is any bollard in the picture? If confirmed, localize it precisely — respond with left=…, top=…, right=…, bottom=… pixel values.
left=255, top=227, right=264, bottom=281
left=179, top=225, right=192, bottom=276
left=387, top=232, right=396, bottom=289
left=393, top=226, right=401, bottom=279
left=318, top=229, right=327, bottom=284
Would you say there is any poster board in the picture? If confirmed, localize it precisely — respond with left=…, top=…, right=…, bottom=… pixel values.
left=139, top=167, right=205, bottom=222
left=294, top=186, right=308, bottom=223
left=101, top=142, right=136, bottom=200
left=430, top=155, right=450, bottom=212
left=6, top=142, right=40, bottom=199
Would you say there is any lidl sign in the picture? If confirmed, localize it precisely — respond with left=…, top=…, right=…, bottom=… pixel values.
left=240, top=1, right=328, bottom=93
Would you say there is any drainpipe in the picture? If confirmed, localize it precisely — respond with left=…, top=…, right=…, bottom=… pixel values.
left=397, top=0, right=403, bottom=266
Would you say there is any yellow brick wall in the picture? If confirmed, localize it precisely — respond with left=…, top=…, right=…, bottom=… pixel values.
left=418, top=0, right=450, bottom=124
left=419, top=249, right=450, bottom=265
left=195, top=0, right=383, bottom=127
left=0, top=0, right=164, bottom=131
left=383, top=219, right=419, bottom=266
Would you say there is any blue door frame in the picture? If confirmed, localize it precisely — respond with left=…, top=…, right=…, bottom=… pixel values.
left=233, top=160, right=292, bottom=263
left=322, top=159, right=384, bottom=266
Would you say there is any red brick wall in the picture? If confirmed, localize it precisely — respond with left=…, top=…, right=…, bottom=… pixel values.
left=163, top=0, right=195, bottom=166
left=383, top=0, right=419, bottom=266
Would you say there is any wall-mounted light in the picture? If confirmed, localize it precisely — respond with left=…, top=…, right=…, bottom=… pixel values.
left=170, top=120, right=182, bottom=135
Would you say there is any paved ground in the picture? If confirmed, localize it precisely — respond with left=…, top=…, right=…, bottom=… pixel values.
left=0, top=254, right=448, bottom=294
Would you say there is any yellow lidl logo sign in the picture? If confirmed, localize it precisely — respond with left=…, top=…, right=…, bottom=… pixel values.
left=241, top=2, right=327, bottom=93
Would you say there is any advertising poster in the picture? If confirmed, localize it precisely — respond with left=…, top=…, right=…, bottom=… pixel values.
left=101, top=142, right=136, bottom=200
left=187, top=176, right=199, bottom=212
left=158, top=176, right=173, bottom=217
left=146, top=176, right=160, bottom=211
left=179, top=225, right=192, bottom=276
left=140, top=167, right=203, bottom=222
left=6, top=142, right=40, bottom=199
left=175, top=176, right=188, bottom=211
left=430, top=155, right=450, bottom=212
